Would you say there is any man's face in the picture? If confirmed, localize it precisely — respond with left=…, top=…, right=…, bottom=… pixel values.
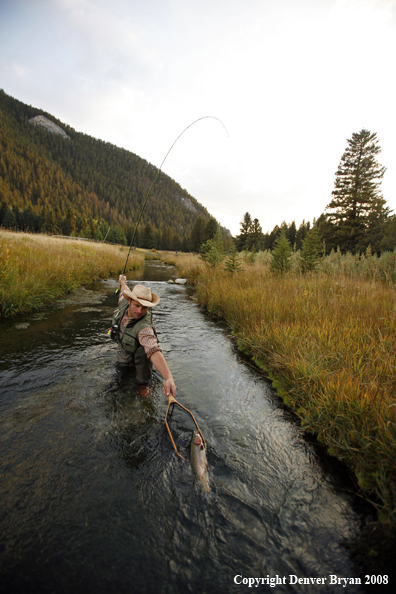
left=128, top=299, right=148, bottom=320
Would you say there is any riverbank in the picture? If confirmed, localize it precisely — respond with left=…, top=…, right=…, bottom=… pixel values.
left=0, top=230, right=144, bottom=318
left=166, top=253, right=396, bottom=525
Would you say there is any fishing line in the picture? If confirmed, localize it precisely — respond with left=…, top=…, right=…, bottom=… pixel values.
left=115, top=115, right=229, bottom=293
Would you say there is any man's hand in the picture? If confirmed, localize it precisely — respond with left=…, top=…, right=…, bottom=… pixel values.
left=163, top=377, right=176, bottom=399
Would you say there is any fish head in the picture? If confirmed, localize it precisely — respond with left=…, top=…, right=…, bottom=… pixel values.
left=192, top=431, right=203, bottom=446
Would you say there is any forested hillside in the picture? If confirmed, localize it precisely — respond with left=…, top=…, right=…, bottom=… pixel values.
left=0, top=90, right=226, bottom=250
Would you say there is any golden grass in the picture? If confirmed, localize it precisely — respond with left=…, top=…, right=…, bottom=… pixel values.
left=160, top=252, right=205, bottom=283
left=0, top=230, right=144, bottom=318
left=175, top=258, right=396, bottom=523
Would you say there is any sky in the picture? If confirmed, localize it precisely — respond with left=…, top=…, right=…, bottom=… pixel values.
left=1, top=0, right=396, bottom=236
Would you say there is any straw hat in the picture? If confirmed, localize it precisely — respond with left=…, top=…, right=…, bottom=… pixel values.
left=123, top=284, right=160, bottom=307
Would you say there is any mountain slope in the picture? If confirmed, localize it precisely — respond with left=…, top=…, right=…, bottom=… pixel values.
left=0, top=90, right=220, bottom=247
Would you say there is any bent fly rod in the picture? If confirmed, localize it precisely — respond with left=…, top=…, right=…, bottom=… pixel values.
left=115, top=116, right=229, bottom=294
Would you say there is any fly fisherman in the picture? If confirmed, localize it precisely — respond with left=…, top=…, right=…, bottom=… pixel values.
left=111, top=275, right=176, bottom=398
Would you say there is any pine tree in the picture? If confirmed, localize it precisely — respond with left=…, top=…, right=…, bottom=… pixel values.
left=64, top=206, right=77, bottom=236
left=270, top=228, right=292, bottom=274
left=225, top=245, right=242, bottom=274
left=189, top=216, right=205, bottom=252
left=2, top=207, right=18, bottom=229
left=380, top=215, right=396, bottom=252
left=142, top=221, right=155, bottom=249
left=286, top=220, right=297, bottom=248
left=235, top=212, right=253, bottom=251
left=326, top=129, right=387, bottom=253
left=202, top=217, right=218, bottom=242
left=249, top=218, right=264, bottom=251
left=299, top=226, right=322, bottom=273
left=200, top=228, right=225, bottom=267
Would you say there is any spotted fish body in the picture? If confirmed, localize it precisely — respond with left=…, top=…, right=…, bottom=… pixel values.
left=190, top=431, right=210, bottom=492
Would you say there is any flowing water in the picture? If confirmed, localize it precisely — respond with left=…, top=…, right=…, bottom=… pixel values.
left=0, top=261, right=387, bottom=593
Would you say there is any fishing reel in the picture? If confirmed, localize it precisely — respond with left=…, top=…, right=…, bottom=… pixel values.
left=107, top=324, right=119, bottom=341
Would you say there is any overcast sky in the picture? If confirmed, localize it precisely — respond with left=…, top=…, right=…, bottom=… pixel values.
left=1, top=0, right=395, bottom=236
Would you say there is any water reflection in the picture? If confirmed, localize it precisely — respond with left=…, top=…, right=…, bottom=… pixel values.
left=0, top=261, right=378, bottom=593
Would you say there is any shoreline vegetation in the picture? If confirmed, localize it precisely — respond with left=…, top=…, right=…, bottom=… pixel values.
left=0, top=230, right=144, bottom=318
left=1, top=231, right=395, bottom=526
left=162, top=250, right=396, bottom=526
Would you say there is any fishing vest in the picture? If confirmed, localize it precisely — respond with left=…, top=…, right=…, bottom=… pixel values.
left=110, top=299, right=156, bottom=355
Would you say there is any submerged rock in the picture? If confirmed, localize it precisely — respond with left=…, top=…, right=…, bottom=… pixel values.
left=65, top=399, right=88, bottom=412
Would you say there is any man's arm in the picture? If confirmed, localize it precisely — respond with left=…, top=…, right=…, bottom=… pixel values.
left=150, top=351, right=176, bottom=398
left=118, top=274, right=128, bottom=301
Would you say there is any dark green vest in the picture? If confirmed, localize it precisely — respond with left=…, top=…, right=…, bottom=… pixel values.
left=111, top=299, right=155, bottom=355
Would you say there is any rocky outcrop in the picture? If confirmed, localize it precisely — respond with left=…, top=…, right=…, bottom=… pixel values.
left=175, top=195, right=197, bottom=213
left=29, top=115, right=70, bottom=140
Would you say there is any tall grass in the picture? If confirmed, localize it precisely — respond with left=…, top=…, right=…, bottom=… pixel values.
left=0, top=230, right=144, bottom=318
left=162, top=252, right=205, bottom=284
left=174, top=254, right=396, bottom=524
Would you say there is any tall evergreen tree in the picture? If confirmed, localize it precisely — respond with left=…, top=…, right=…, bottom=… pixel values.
left=267, top=224, right=281, bottom=251
left=295, top=220, right=310, bottom=251
left=326, top=129, right=388, bottom=253
left=202, top=217, right=218, bottom=243
left=249, top=218, right=264, bottom=251
left=270, top=228, right=293, bottom=274
left=2, top=207, right=18, bottom=229
left=286, top=220, right=297, bottom=248
left=189, top=215, right=205, bottom=252
left=299, top=226, right=323, bottom=273
left=235, top=212, right=253, bottom=251
left=64, top=206, right=77, bottom=236
left=142, top=221, right=155, bottom=249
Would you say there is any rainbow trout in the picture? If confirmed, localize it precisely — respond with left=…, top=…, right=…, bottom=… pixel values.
left=190, top=431, right=210, bottom=492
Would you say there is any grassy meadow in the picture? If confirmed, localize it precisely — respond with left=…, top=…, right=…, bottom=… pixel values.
left=0, top=230, right=144, bottom=318
left=164, top=250, right=396, bottom=524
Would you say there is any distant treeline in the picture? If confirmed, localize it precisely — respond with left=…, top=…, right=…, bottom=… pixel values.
left=235, top=209, right=396, bottom=258
left=0, top=90, right=231, bottom=251
left=234, top=215, right=312, bottom=252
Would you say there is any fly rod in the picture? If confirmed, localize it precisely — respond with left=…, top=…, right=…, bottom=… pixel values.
left=115, top=116, right=229, bottom=294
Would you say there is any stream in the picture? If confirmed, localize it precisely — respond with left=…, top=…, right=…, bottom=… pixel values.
left=0, top=261, right=388, bottom=593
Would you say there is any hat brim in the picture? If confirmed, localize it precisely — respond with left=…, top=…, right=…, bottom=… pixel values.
left=123, top=287, right=160, bottom=307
